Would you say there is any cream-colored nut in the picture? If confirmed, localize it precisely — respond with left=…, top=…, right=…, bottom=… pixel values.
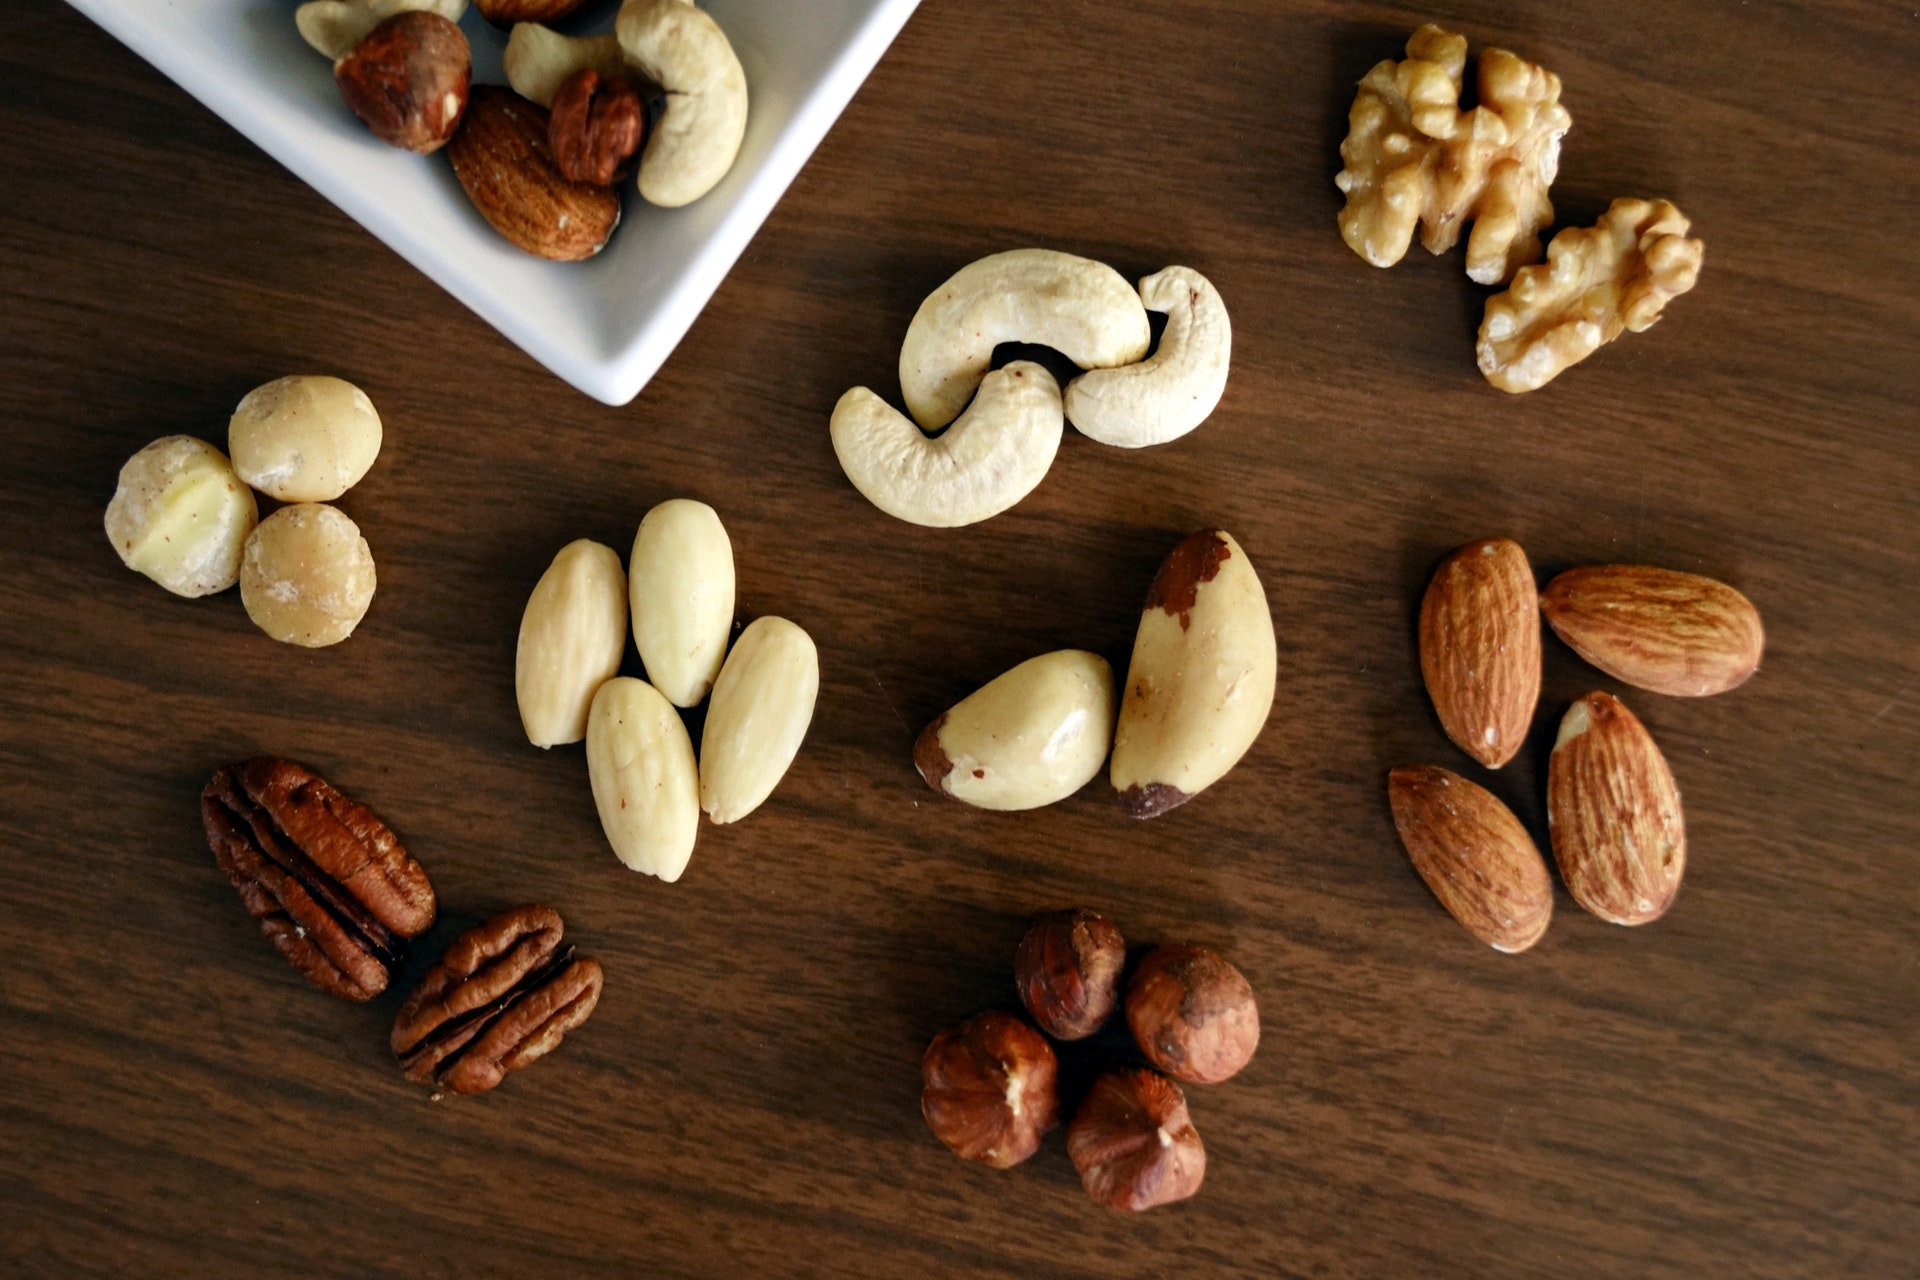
left=1063, top=267, right=1230, bottom=448
left=1110, top=529, right=1276, bottom=818
left=1477, top=197, right=1704, bottom=394
left=515, top=540, right=628, bottom=749
left=296, top=0, right=467, bottom=61
left=1334, top=25, right=1569, bottom=285
left=503, top=23, right=629, bottom=107
left=228, top=375, right=383, bottom=503
left=698, top=616, right=819, bottom=823
left=616, top=0, right=748, bottom=208
left=898, top=249, right=1151, bottom=431
left=830, top=362, right=1062, bottom=528
left=629, top=499, right=734, bottom=707
left=239, top=503, right=376, bottom=647
left=104, top=436, right=258, bottom=598
left=585, top=676, right=699, bottom=881
left=914, top=650, right=1114, bottom=811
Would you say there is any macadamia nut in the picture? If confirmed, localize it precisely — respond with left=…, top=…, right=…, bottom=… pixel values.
left=229, top=375, right=384, bottom=503
left=240, top=503, right=377, bottom=647
left=104, top=436, right=258, bottom=598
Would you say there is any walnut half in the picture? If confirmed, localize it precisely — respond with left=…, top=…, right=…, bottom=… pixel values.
left=1334, top=25, right=1571, bottom=285
left=1476, top=197, right=1705, bottom=394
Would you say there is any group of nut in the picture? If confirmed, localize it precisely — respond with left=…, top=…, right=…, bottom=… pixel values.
left=295, top=0, right=747, bottom=260
left=914, top=527, right=1276, bottom=818
left=831, top=248, right=1233, bottom=527
left=1390, top=538, right=1765, bottom=951
left=922, top=909, right=1259, bottom=1211
left=203, top=756, right=602, bottom=1095
left=1334, top=23, right=1706, bottom=392
left=515, top=499, right=819, bottom=882
left=105, top=375, right=385, bottom=647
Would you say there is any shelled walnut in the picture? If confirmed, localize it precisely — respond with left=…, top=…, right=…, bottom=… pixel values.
left=1477, top=197, right=1705, bottom=393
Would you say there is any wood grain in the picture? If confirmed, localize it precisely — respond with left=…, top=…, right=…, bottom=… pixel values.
left=2, top=1, right=1916, bottom=1276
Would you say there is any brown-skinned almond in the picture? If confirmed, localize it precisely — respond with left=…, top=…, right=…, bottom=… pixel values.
left=1419, top=537, right=1541, bottom=769
left=1387, top=765, right=1553, bottom=953
left=1547, top=692, right=1686, bottom=925
left=1541, top=565, right=1764, bottom=697
left=447, top=85, right=620, bottom=262
left=472, top=0, right=596, bottom=24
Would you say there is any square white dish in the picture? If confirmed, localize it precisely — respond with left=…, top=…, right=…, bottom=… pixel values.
left=67, top=0, right=922, bottom=405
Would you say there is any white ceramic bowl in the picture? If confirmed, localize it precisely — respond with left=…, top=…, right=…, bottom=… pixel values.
left=68, top=0, right=922, bottom=404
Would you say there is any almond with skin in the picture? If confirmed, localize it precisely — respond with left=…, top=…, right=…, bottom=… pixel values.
left=1541, top=565, right=1764, bottom=697
left=1419, top=537, right=1540, bottom=769
left=447, top=84, right=620, bottom=261
left=1387, top=765, right=1553, bottom=953
left=1547, top=692, right=1686, bottom=925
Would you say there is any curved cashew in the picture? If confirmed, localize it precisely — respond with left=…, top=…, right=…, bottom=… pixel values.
left=616, top=0, right=749, bottom=208
left=898, top=249, right=1151, bottom=430
left=1063, top=266, right=1230, bottom=448
left=296, top=0, right=466, bottom=61
left=830, top=362, right=1062, bottom=528
left=502, top=23, right=629, bottom=107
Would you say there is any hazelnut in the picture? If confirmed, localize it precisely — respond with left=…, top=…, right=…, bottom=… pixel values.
left=1125, top=943, right=1259, bottom=1084
left=239, top=503, right=377, bottom=647
left=548, top=69, right=647, bottom=186
left=1066, top=1068, right=1205, bottom=1211
left=333, top=11, right=471, bottom=154
left=1014, top=908, right=1125, bottom=1040
left=919, top=1011, right=1059, bottom=1168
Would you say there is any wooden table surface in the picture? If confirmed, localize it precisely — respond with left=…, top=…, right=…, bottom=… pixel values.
left=3, top=1, right=1915, bottom=1276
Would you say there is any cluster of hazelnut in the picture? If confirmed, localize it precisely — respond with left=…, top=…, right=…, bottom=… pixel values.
left=921, top=908, right=1259, bottom=1212
left=295, top=0, right=746, bottom=261
left=104, top=375, right=385, bottom=647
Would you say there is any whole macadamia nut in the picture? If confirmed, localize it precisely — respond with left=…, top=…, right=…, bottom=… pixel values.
left=240, top=503, right=377, bottom=647
left=1015, top=908, right=1126, bottom=1040
left=920, top=1011, right=1059, bottom=1169
left=1125, top=943, right=1260, bottom=1084
left=104, top=435, right=258, bottom=597
left=229, top=375, right=383, bottom=503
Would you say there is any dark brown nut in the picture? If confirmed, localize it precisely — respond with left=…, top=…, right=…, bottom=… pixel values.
left=1014, top=908, right=1125, bottom=1040
left=391, top=905, right=603, bottom=1096
left=473, top=0, right=596, bottom=24
left=333, top=11, right=470, bottom=154
left=202, top=758, right=435, bottom=1001
left=448, top=86, right=622, bottom=261
left=920, top=1012, right=1059, bottom=1168
left=548, top=68, right=646, bottom=186
left=1125, top=943, right=1259, bottom=1084
left=1067, top=1069, right=1206, bottom=1211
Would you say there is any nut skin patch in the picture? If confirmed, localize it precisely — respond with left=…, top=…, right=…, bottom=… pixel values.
left=913, top=712, right=955, bottom=793
left=1118, top=781, right=1191, bottom=819
left=1142, top=530, right=1230, bottom=629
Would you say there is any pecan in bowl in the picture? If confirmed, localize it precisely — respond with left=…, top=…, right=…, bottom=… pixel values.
left=202, top=758, right=435, bottom=1000
left=391, top=904, right=603, bottom=1096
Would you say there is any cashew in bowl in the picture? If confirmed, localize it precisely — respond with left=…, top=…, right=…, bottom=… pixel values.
left=616, top=0, right=749, bottom=208
left=503, top=23, right=630, bottom=108
left=296, top=0, right=467, bottom=61
left=898, top=249, right=1151, bottom=431
left=830, top=363, right=1063, bottom=528
left=1063, top=267, right=1230, bottom=449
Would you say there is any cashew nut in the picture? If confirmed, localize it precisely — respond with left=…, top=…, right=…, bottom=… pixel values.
left=502, top=23, right=630, bottom=107
left=615, top=0, right=749, bottom=208
left=1063, top=266, right=1230, bottom=448
left=830, top=362, right=1062, bottom=528
left=296, top=0, right=466, bottom=61
left=898, top=249, right=1151, bottom=430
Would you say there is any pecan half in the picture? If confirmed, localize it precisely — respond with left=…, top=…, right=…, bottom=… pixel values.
left=391, top=905, right=604, bottom=1095
left=202, top=758, right=436, bottom=1001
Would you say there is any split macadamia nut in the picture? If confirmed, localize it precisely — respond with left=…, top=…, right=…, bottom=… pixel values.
left=239, top=503, right=377, bottom=647
left=1014, top=908, right=1126, bottom=1040
left=914, top=650, right=1114, bottom=810
left=920, top=1012, right=1060, bottom=1169
left=104, top=436, right=258, bottom=598
left=630, top=499, right=735, bottom=708
left=228, top=375, right=383, bottom=503
left=516, top=539, right=629, bottom=748
left=1125, top=944, right=1260, bottom=1085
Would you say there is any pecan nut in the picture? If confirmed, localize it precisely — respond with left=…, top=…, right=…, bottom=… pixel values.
left=548, top=68, right=646, bottom=186
left=391, top=905, right=604, bottom=1095
left=202, top=758, right=436, bottom=1001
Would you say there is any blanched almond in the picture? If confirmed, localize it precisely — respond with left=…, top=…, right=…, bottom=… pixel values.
left=630, top=499, right=735, bottom=708
left=699, top=617, right=818, bottom=824
left=585, top=676, right=699, bottom=882
left=515, top=539, right=628, bottom=748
